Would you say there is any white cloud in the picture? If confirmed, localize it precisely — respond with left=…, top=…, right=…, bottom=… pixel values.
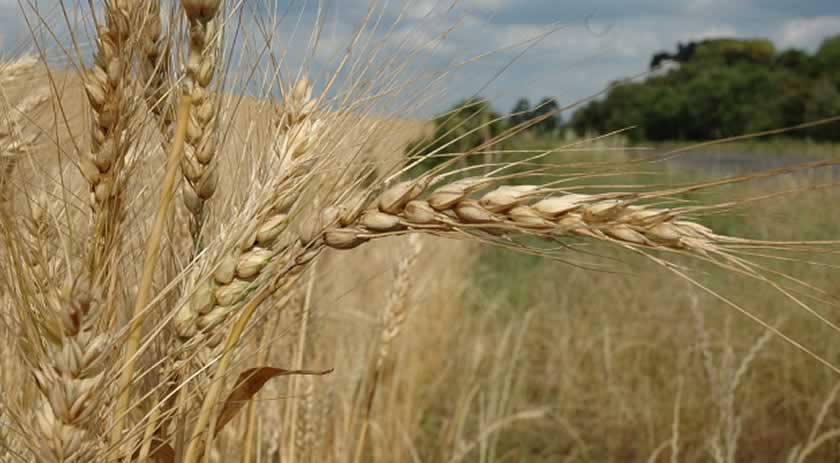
left=1, top=1, right=839, bottom=116
left=779, top=16, right=840, bottom=50
left=693, top=25, right=738, bottom=40
left=470, top=0, right=510, bottom=11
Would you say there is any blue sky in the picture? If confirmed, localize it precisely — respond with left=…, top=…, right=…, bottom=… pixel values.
left=2, top=1, right=839, bottom=116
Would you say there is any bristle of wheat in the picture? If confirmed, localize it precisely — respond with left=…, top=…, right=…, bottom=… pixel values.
left=0, top=78, right=48, bottom=203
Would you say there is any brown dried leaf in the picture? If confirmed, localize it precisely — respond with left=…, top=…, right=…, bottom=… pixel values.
left=130, top=434, right=175, bottom=463
left=214, top=366, right=332, bottom=436
left=150, top=440, right=176, bottom=463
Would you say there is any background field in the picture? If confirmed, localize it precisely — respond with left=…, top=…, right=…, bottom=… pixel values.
left=2, top=27, right=840, bottom=463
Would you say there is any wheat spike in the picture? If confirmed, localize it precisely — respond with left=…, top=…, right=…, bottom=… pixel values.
left=0, top=55, right=38, bottom=84
left=28, top=275, right=111, bottom=463
left=139, top=0, right=173, bottom=130
left=80, top=0, right=139, bottom=269
left=321, top=179, right=735, bottom=255
left=376, top=234, right=423, bottom=373
left=180, top=0, right=223, bottom=245
left=174, top=77, right=320, bottom=346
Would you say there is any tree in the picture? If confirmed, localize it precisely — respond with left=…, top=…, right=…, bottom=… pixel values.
left=814, top=35, right=840, bottom=74
left=531, top=97, right=561, bottom=134
left=571, top=36, right=840, bottom=141
left=776, top=48, right=809, bottom=71
left=406, top=98, right=507, bottom=171
left=509, top=98, right=532, bottom=128
left=804, top=79, right=840, bottom=141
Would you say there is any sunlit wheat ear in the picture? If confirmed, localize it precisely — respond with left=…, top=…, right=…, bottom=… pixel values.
left=0, top=55, right=38, bottom=83
left=80, top=0, right=140, bottom=268
left=353, top=234, right=423, bottom=461
left=173, top=77, right=320, bottom=348
left=139, top=0, right=174, bottom=131
left=19, top=193, right=63, bottom=290
left=27, top=274, right=112, bottom=463
left=322, top=179, right=735, bottom=254
left=376, top=234, right=422, bottom=374
left=0, top=55, right=48, bottom=200
left=180, top=0, right=223, bottom=246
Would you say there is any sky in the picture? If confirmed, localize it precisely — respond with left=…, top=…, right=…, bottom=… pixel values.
left=1, top=0, right=839, bottom=116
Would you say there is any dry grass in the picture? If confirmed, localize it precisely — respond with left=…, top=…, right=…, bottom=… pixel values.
left=0, top=1, right=839, bottom=462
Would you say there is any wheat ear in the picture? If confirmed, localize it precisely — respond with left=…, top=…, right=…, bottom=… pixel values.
left=180, top=0, right=223, bottom=246
left=354, top=234, right=423, bottom=463
left=29, top=274, right=111, bottom=463
left=173, top=78, right=320, bottom=347
left=321, top=180, right=740, bottom=255
left=0, top=55, right=38, bottom=83
left=139, top=0, right=173, bottom=130
left=80, top=0, right=138, bottom=269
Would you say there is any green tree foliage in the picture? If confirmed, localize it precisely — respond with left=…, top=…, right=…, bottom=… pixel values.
left=531, top=97, right=561, bottom=134
left=508, top=98, right=533, bottom=127
left=814, top=35, right=840, bottom=75
left=507, top=97, right=561, bottom=134
left=406, top=98, right=507, bottom=171
left=575, top=35, right=840, bottom=141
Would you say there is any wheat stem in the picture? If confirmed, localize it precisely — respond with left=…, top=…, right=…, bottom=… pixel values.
left=286, top=262, right=316, bottom=463
left=109, top=94, right=191, bottom=455
left=182, top=276, right=278, bottom=463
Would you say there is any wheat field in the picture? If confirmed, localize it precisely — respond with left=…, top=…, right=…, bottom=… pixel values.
left=1, top=1, right=840, bottom=462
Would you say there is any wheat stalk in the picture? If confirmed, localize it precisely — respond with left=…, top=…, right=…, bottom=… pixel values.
left=108, top=94, right=192, bottom=455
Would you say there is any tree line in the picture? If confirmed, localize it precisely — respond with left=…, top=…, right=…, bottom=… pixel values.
left=407, top=33, right=840, bottom=165
left=404, top=96, right=563, bottom=170
left=570, top=35, right=840, bottom=141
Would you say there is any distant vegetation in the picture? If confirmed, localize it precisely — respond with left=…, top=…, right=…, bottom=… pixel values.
left=405, top=96, right=562, bottom=171
left=570, top=35, right=840, bottom=142
left=409, top=34, right=840, bottom=160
